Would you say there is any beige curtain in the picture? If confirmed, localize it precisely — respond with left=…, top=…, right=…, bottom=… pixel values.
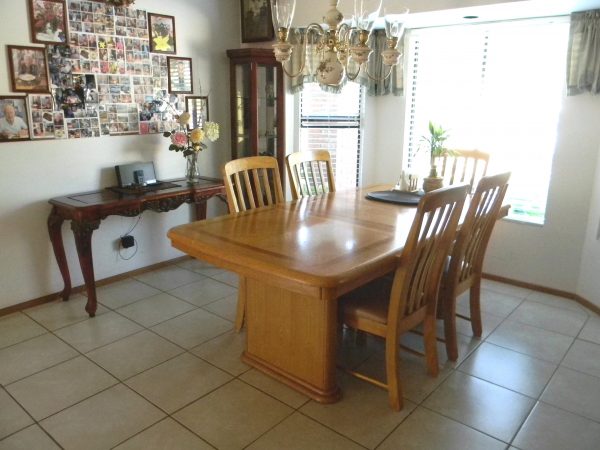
left=357, top=29, right=404, bottom=96
left=286, top=29, right=403, bottom=96
left=287, top=29, right=346, bottom=94
left=567, top=10, right=600, bottom=95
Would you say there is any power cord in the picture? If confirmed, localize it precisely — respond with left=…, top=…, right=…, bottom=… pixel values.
left=118, top=216, right=142, bottom=260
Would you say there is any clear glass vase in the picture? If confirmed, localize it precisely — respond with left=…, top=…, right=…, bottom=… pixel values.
left=185, top=152, right=200, bottom=184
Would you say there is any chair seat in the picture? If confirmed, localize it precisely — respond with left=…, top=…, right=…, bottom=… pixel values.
left=340, top=277, right=393, bottom=325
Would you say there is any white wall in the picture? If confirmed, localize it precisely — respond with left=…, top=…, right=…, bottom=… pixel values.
left=485, top=95, right=600, bottom=297
left=0, top=0, right=239, bottom=309
left=577, top=141, right=600, bottom=307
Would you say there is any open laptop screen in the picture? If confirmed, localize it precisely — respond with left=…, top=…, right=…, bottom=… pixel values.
left=115, top=161, right=157, bottom=187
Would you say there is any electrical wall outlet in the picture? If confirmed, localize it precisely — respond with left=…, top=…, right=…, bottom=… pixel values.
left=121, top=235, right=135, bottom=248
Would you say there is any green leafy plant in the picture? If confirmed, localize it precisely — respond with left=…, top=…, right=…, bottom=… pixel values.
left=420, top=121, right=451, bottom=177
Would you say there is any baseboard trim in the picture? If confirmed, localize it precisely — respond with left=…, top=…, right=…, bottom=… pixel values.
left=483, top=272, right=600, bottom=316
left=3, top=263, right=598, bottom=318
left=0, top=256, right=191, bottom=318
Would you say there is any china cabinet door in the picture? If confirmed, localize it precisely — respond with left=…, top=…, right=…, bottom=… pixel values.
left=227, top=48, right=285, bottom=186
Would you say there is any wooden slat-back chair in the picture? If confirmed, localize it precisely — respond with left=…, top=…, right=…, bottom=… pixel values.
left=286, top=150, right=336, bottom=199
left=339, top=184, right=469, bottom=410
left=434, top=149, right=489, bottom=193
left=222, top=156, right=285, bottom=331
left=438, top=172, right=510, bottom=361
left=222, top=156, right=284, bottom=213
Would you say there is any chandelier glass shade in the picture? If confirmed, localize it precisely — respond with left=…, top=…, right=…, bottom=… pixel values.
left=270, top=0, right=408, bottom=88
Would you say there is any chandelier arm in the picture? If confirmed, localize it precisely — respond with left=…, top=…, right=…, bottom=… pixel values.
left=278, top=24, right=324, bottom=78
left=281, top=57, right=306, bottom=78
left=345, top=63, right=363, bottom=81
left=364, top=64, right=394, bottom=82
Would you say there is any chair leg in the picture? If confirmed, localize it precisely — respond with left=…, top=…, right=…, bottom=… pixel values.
left=442, top=291, right=459, bottom=361
left=235, top=277, right=246, bottom=332
left=469, top=278, right=483, bottom=337
left=423, top=316, right=440, bottom=377
left=385, top=334, right=403, bottom=411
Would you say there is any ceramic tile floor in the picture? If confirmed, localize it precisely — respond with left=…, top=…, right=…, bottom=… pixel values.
left=1, top=260, right=600, bottom=449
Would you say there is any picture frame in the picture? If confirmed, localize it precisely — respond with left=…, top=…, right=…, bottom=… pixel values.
left=28, top=93, right=66, bottom=140
left=28, top=0, right=68, bottom=44
left=185, top=96, right=209, bottom=129
left=167, top=56, right=193, bottom=94
left=7, top=45, right=50, bottom=93
left=0, top=96, right=31, bottom=142
left=240, top=0, right=274, bottom=43
left=148, top=13, right=176, bottom=54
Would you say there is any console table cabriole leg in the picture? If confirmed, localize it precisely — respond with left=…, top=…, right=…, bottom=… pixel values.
left=47, top=207, right=72, bottom=301
left=71, top=219, right=101, bottom=317
left=194, top=198, right=208, bottom=221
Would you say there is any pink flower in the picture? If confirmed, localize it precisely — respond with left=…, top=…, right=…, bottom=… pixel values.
left=170, top=131, right=187, bottom=147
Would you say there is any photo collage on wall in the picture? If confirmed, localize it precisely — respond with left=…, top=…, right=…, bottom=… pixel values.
left=2, top=0, right=190, bottom=142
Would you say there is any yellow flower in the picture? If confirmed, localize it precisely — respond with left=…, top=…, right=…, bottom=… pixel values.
left=153, top=35, right=171, bottom=52
left=190, top=127, right=204, bottom=144
left=177, top=112, right=191, bottom=125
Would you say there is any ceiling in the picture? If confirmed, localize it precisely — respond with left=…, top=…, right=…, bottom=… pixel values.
left=389, top=0, right=600, bottom=28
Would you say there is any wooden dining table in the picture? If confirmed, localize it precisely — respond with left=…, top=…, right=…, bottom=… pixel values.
left=167, top=185, right=423, bottom=403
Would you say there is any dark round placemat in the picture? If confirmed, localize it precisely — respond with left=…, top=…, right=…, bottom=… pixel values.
left=366, top=190, right=424, bottom=205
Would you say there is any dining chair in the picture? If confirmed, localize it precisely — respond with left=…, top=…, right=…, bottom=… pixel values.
left=433, top=149, right=489, bottom=193
left=222, top=156, right=285, bottom=213
left=222, top=155, right=285, bottom=331
left=286, top=150, right=336, bottom=199
left=438, top=172, right=511, bottom=361
left=338, top=184, right=469, bottom=410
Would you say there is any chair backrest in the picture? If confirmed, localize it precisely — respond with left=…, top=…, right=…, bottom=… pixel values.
left=387, top=184, right=469, bottom=326
left=222, top=156, right=284, bottom=213
left=433, top=149, right=489, bottom=193
left=446, top=172, right=511, bottom=289
left=286, top=150, right=336, bottom=200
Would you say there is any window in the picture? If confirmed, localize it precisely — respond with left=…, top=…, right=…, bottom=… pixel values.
left=405, top=18, right=569, bottom=224
left=299, top=82, right=363, bottom=191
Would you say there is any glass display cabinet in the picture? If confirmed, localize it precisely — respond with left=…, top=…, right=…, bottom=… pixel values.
left=226, top=48, right=285, bottom=186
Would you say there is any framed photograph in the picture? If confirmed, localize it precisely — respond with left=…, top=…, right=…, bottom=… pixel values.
left=148, top=13, right=176, bottom=54
left=28, top=0, right=68, bottom=44
left=241, top=0, right=274, bottom=43
left=167, top=56, right=193, bottom=94
left=186, top=96, right=209, bottom=128
left=0, top=97, right=30, bottom=142
left=28, top=93, right=66, bottom=140
left=7, top=46, right=50, bottom=93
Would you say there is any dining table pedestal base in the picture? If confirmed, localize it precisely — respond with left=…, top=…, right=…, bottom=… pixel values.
left=242, top=277, right=342, bottom=404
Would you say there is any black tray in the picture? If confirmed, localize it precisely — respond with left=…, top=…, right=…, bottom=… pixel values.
left=366, top=190, right=424, bottom=205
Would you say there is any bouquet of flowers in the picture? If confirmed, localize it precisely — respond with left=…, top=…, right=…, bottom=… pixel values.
left=163, top=112, right=220, bottom=157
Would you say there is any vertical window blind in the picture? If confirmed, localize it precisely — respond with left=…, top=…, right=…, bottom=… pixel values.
left=299, top=82, right=363, bottom=191
left=405, top=18, right=569, bottom=224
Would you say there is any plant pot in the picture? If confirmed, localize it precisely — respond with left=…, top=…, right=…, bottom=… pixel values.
left=423, top=176, right=444, bottom=192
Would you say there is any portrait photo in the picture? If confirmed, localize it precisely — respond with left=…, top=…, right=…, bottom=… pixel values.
left=241, top=0, right=274, bottom=43
left=8, top=46, right=50, bottom=93
left=148, top=13, right=176, bottom=54
left=28, top=0, right=68, bottom=44
left=186, top=96, right=209, bottom=129
left=0, top=97, right=30, bottom=142
left=167, top=56, right=193, bottom=94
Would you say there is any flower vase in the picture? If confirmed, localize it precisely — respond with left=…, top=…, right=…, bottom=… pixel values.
left=423, top=165, right=444, bottom=192
left=185, top=152, right=201, bottom=184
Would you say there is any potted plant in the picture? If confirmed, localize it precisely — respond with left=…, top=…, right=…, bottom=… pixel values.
left=421, top=121, right=449, bottom=192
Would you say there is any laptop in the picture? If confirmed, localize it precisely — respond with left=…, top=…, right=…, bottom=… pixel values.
left=115, top=161, right=158, bottom=187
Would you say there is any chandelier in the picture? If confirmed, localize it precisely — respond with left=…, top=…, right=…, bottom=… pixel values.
left=270, top=0, right=408, bottom=87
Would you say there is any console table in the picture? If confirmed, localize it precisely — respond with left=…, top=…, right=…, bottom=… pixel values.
left=48, top=177, right=226, bottom=317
